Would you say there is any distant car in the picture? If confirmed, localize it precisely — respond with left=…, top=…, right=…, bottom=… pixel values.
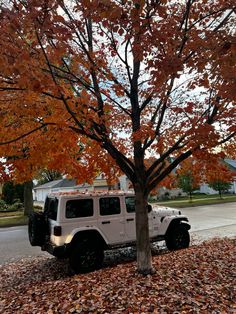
left=28, top=191, right=190, bottom=273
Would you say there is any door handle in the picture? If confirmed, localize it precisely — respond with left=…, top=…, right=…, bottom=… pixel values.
left=102, top=221, right=110, bottom=224
left=126, top=218, right=134, bottom=222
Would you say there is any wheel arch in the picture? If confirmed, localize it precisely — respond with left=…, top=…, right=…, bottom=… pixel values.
left=69, top=229, right=108, bottom=250
left=165, top=218, right=190, bottom=236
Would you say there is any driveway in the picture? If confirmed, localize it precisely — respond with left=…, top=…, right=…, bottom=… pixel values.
left=0, top=202, right=235, bottom=265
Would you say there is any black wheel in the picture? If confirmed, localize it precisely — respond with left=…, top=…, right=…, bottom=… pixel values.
left=28, top=212, right=46, bottom=246
left=69, top=240, right=104, bottom=274
left=166, top=224, right=190, bottom=251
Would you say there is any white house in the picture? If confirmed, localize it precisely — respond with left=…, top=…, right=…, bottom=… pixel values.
left=33, top=179, right=77, bottom=203
left=33, top=175, right=130, bottom=204
left=199, top=158, right=236, bottom=194
left=33, top=159, right=236, bottom=205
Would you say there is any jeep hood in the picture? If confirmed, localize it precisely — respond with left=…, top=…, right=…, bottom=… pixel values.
left=151, top=204, right=180, bottom=217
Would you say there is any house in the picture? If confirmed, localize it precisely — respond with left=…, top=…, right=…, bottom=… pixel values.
left=199, top=158, right=236, bottom=194
left=158, top=158, right=236, bottom=197
left=33, top=179, right=77, bottom=203
left=33, top=174, right=130, bottom=204
left=33, top=158, right=236, bottom=205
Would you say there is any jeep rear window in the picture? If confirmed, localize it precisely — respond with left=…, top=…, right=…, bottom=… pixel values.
left=99, top=197, right=121, bottom=216
left=44, top=197, right=58, bottom=221
left=66, top=199, right=93, bottom=218
left=125, top=197, right=135, bottom=213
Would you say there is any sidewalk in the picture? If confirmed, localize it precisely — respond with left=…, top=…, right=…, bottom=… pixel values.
left=0, top=215, right=19, bottom=219
left=156, top=195, right=236, bottom=208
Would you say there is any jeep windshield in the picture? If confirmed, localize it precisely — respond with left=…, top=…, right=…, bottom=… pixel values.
left=44, top=197, right=58, bottom=221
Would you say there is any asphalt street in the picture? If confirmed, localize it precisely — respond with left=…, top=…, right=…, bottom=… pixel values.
left=181, top=202, right=236, bottom=241
left=0, top=202, right=235, bottom=265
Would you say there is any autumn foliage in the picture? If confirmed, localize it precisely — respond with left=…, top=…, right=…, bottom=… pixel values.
left=0, top=0, right=235, bottom=183
left=1, top=238, right=235, bottom=313
left=0, top=0, right=235, bottom=273
left=176, top=158, right=202, bottom=199
left=204, top=159, right=235, bottom=196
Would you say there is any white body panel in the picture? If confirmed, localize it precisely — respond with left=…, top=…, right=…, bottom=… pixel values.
left=44, top=191, right=189, bottom=248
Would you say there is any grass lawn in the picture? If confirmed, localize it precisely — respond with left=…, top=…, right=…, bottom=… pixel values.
left=155, top=194, right=236, bottom=208
left=0, top=213, right=28, bottom=228
left=0, top=210, right=23, bottom=218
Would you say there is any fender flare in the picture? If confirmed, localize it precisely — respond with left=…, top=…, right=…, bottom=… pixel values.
left=165, top=217, right=190, bottom=235
left=66, top=228, right=108, bottom=251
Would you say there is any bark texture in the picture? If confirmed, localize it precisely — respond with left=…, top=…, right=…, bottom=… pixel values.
left=24, top=181, right=33, bottom=216
left=134, top=183, right=153, bottom=274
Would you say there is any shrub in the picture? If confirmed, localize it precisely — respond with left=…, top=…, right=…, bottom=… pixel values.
left=13, top=198, right=22, bottom=204
left=2, top=181, right=24, bottom=204
left=7, top=202, right=24, bottom=212
left=0, top=199, right=8, bottom=211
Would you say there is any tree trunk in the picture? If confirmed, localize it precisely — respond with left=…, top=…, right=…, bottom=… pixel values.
left=134, top=183, right=153, bottom=275
left=24, top=181, right=33, bottom=216
left=219, top=188, right=222, bottom=199
left=189, top=191, right=193, bottom=202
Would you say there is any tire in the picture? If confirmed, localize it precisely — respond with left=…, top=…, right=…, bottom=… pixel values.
left=69, top=240, right=104, bottom=274
left=28, top=212, right=46, bottom=246
left=166, top=224, right=190, bottom=251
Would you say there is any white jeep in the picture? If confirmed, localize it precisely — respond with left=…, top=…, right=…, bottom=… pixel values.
left=28, top=191, right=190, bottom=273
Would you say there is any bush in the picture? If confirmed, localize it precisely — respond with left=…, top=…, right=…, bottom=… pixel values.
left=13, top=198, right=22, bottom=204
left=0, top=199, right=8, bottom=211
left=148, top=195, right=157, bottom=203
left=2, top=181, right=24, bottom=204
left=8, top=202, right=24, bottom=211
left=163, top=192, right=170, bottom=200
left=13, top=202, right=24, bottom=210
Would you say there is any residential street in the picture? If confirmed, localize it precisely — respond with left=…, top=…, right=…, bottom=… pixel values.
left=181, top=202, right=236, bottom=242
left=0, top=202, right=235, bottom=265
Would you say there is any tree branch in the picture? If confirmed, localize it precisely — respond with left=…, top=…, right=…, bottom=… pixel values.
left=0, top=123, right=56, bottom=145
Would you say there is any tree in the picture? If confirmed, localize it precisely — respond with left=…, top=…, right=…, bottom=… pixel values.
left=208, top=180, right=232, bottom=198
left=2, top=181, right=24, bottom=204
left=205, top=161, right=235, bottom=198
left=0, top=0, right=235, bottom=274
left=36, top=169, right=62, bottom=185
left=177, top=175, right=199, bottom=201
left=176, top=158, right=201, bottom=201
left=23, top=180, right=33, bottom=216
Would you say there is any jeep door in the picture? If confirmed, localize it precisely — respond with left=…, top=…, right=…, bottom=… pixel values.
left=98, top=196, right=126, bottom=244
left=62, top=197, right=96, bottom=244
left=44, top=196, right=59, bottom=244
left=124, top=196, right=154, bottom=241
left=124, top=196, right=136, bottom=241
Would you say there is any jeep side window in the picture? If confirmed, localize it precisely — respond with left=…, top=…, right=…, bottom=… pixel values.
left=66, top=199, right=93, bottom=218
left=44, top=197, right=58, bottom=221
left=99, top=197, right=121, bottom=216
left=125, top=197, right=152, bottom=213
left=125, top=197, right=135, bottom=213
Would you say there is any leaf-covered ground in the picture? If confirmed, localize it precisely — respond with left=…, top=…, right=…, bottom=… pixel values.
left=0, top=238, right=235, bottom=313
